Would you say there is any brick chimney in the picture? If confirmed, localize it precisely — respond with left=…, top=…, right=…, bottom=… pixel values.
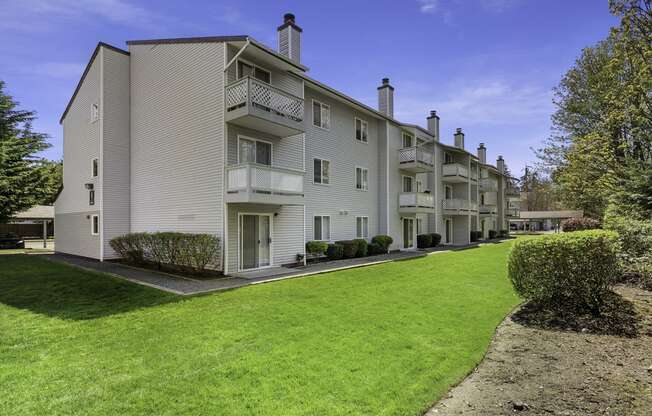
left=377, top=78, right=394, bottom=118
left=477, top=143, right=487, bottom=164
left=427, top=110, right=440, bottom=141
left=278, top=13, right=302, bottom=63
left=454, top=128, right=465, bottom=149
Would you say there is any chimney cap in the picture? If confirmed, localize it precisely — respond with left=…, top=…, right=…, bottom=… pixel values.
left=377, top=77, right=394, bottom=90
left=479, top=142, right=485, bottom=148
left=497, top=155, right=504, bottom=160
left=455, top=128, right=463, bottom=134
left=428, top=110, right=439, bottom=119
left=278, top=12, right=303, bottom=32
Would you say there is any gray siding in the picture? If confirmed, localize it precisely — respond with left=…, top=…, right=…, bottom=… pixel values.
left=386, top=123, right=413, bottom=249
left=102, top=48, right=130, bottom=258
left=129, top=43, right=225, bottom=247
left=55, top=211, right=101, bottom=258
left=303, top=88, right=380, bottom=244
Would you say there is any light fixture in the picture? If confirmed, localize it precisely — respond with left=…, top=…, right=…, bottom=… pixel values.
left=85, top=183, right=94, bottom=190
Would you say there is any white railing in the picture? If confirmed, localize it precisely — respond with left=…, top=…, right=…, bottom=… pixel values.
left=480, top=178, right=498, bottom=191
left=443, top=198, right=472, bottom=210
left=226, top=164, right=304, bottom=195
left=506, top=208, right=519, bottom=217
left=442, top=163, right=468, bottom=178
left=479, top=205, right=498, bottom=214
left=225, top=76, right=304, bottom=122
left=398, top=147, right=434, bottom=166
left=399, top=192, right=435, bottom=208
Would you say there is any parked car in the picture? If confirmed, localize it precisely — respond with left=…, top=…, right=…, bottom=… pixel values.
left=0, top=233, right=25, bottom=249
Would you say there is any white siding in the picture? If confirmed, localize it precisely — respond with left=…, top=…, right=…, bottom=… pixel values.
left=129, top=43, right=225, bottom=242
left=226, top=125, right=304, bottom=171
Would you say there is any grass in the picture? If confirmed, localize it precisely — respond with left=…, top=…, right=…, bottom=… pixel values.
left=0, top=240, right=521, bottom=415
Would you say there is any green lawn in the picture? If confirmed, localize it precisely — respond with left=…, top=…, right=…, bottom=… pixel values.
left=0, top=240, right=521, bottom=416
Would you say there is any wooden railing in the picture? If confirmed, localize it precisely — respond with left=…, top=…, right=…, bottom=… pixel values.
left=442, top=163, right=468, bottom=178
left=225, top=77, right=304, bottom=122
left=398, top=147, right=434, bottom=166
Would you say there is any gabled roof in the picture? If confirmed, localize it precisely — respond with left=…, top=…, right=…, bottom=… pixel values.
left=59, top=42, right=129, bottom=124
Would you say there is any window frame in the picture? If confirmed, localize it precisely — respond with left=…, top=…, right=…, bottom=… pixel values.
left=89, top=190, right=95, bottom=206
left=354, top=117, right=369, bottom=143
left=355, top=216, right=369, bottom=239
left=444, top=152, right=454, bottom=164
left=237, top=135, right=273, bottom=166
left=313, top=215, right=331, bottom=241
left=91, top=214, right=99, bottom=236
left=402, top=132, right=414, bottom=148
left=90, top=103, right=99, bottom=123
left=236, top=59, right=272, bottom=85
left=402, top=175, right=414, bottom=193
left=355, top=166, right=369, bottom=191
left=91, top=158, right=99, bottom=177
left=313, top=158, right=331, bottom=185
left=312, top=99, right=331, bottom=130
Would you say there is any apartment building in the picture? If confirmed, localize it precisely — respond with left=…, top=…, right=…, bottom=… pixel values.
left=55, top=14, right=512, bottom=273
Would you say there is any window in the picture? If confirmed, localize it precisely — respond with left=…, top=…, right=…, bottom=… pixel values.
left=237, top=60, right=271, bottom=84
left=355, top=118, right=368, bottom=143
left=238, top=137, right=272, bottom=165
left=355, top=167, right=368, bottom=191
left=89, top=190, right=95, bottom=206
left=402, top=132, right=414, bottom=148
left=417, top=218, right=424, bottom=235
left=416, top=179, right=423, bottom=192
left=313, top=215, right=331, bottom=241
left=444, top=152, right=454, bottom=164
left=91, top=215, right=99, bottom=235
left=445, top=185, right=453, bottom=199
left=356, top=216, right=369, bottom=239
left=312, top=100, right=330, bottom=129
left=313, top=158, right=330, bottom=184
left=92, top=158, right=98, bottom=177
left=90, top=103, right=99, bottom=122
left=402, top=176, right=414, bottom=193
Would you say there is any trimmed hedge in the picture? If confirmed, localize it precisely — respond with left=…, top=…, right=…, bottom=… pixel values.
left=326, top=243, right=344, bottom=260
left=488, top=230, right=498, bottom=239
left=335, top=240, right=358, bottom=259
left=371, top=235, right=393, bottom=253
left=109, top=232, right=220, bottom=272
left=499, top=229, right=509, bottom=238
left=508, top=230, right=620, bottom=313
left=417, top=234, right=432, bottom=249
left=306, top=240, right=328, bottom=256
left=561, top=217, right=601, bottom=232
left=352, top=239, right=368, bottom=257
left=429, top=233, right=442, bottom=247
left=470, top=231, right=481, bottom=242
left=603, top=210, right=652, bottom=288
left=368, top=242, right=385, bottom=255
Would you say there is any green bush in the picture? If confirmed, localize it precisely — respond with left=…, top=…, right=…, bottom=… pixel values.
left=603, top=210, right=652, bottom=288
left=109, top=232, right=220, bottom=272
left=336, top=240, right=358, bottom=258
left=470, top=231, right=481, bottom=242
left=508, top=230, right=620, bottom=313
left=499, top=229, right=509, bottom=238
left=371, top=235, right=393, bottom=253
left=368, top=242, right=385, bottom=255
left=326, top=243, right=344, bottom=260
left=561, top=217, right=601, bottom=232
left=429, top=233, right=442, bottom=247
left=417, top=234, right=432, bottom=248
left=306, top=240, right=328, bottom=255
left=488, top=230, right=498, bottom=239
left=352, top=239, right=368, bottom=257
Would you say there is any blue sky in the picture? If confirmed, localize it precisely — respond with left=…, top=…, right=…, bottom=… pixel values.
left=1, top=0, right=617, bottom=175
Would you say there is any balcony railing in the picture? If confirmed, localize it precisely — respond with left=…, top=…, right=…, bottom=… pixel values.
left=506, top=208, right=519, bottom=217
left=226, top=163, right=303, bottom=197
left=443, top=198, right=475, bottom=211
left=442, top=163, right=468, bottom=178
left=479, top=178, right=498, bottom=192
left=225, top=76, right=304, bottom=123
left=479, top=205, right=498, bottom=214
left=398, top=147, right=434, bottom=166
left=399, top=192, right=435, bottom=208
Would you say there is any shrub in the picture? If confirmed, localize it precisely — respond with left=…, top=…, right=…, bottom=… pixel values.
left=326, top=243, right=344, bottom=260
left=499, top=229, right=509, bottom=238
left=306, top=240, right=328, bottom=256
left=417, top=234, right=432, bottom=248
left=508, top=230, right=620, bottom=313
left=561, top=217, right=601, bottom=232
left=603, top=210, right=652, bottom=288
left=429, top=233, right=442, bottom=247
left=488, top=230, right=498, bottom=239
left=109, top=232, right=220, bottom=272
left=371, top=235, right=393, bottom=253
left=335, top=240, right=358, bottom=258
left=470, top=231, right=481, bottom=242
left=352, top=239, right=368, bottom=257
left=368, top=242, right=385, bottom=255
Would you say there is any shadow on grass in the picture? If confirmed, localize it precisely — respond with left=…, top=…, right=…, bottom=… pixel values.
left=512, top=291, right=640, bottom=338
left=0, top=255, right=180, bottom=320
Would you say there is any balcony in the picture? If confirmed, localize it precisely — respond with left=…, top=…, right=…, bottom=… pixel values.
left=398, top=147, right=434, bottom=173
left=479, top=205, right=498, bottom=215
left=443, top=198, right=476, bottom=215
left=506, top=208, right=519, bottom=217
left=479, top=178, right=498, bottom=192
left=398, top=192, right=435, bottom=214
left=442, top=163, right=469, bottom=183
left=225, top=76, right=304, bottom=137
left=226, top=163, right=304, bottom=205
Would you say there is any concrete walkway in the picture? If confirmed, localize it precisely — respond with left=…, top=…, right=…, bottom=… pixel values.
left=46, top=250, right=426, bottom=296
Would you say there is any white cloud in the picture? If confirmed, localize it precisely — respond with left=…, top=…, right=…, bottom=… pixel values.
left=418, top=0, right=440, bottom=14
left=417, top=0, right=519, bottom=16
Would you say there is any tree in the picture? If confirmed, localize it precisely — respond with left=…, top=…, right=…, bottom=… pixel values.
left=520, top=166, right=560, bottom=212
left=0, top=80, right=53, bottom=223
left=536, top=0, right=652, bottom=219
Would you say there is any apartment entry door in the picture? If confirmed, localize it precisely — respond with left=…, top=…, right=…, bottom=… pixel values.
left=402, top=217, right=415, bottom=249
left=445, top=219, right=453, bottom=244
left=239, top=214, right=272, bottom=270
